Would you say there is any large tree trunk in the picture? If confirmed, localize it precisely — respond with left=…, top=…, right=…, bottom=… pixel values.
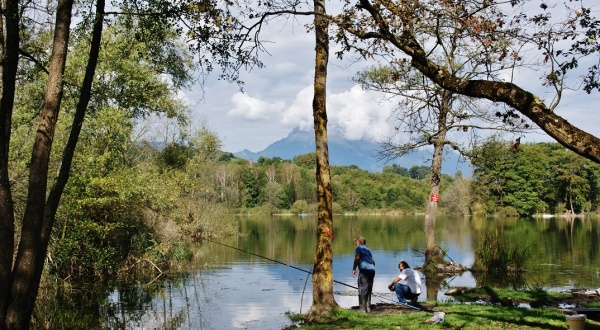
left=424, top=145, right=443, bottom=266
left=5, top=0, right=74, bottom=328
left=0, top=0, right=21, bottom=326
left=424, top=137, right=444, bottom=266
left=424, top=91, right=450, bottom=268
left=307, top=0, right=338, bottom=321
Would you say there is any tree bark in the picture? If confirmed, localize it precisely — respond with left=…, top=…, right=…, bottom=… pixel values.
left=5, top=0, right=74, bottom=328
left=424, top=92, right=449, bottom=267
left=307, top=0, right=338, bottom=321
left=0, top=0, right=20, bottom=326
left=424, top=142, right=444, bottom=266
left=43, top=0, right=105, bottom=252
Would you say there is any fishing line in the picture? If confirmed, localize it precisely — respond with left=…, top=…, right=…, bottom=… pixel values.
left=300, top=271, right=311, bottom=314
left=407, top=217, right=457, bottom=265
left=201, top=238, right=425, bottom=311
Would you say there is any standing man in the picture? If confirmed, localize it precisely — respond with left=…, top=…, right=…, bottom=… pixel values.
left=352, top=236, right=375, bottom=313
left=388, top=260, right=422, bottom=305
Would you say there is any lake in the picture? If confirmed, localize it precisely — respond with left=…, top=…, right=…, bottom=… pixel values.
left=41, top=215, right=600, bottom=329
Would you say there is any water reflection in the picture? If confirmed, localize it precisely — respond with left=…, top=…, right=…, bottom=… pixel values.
left=103, top=264, right=311, bottom=329
left=39, top=215, right=600, bottom=329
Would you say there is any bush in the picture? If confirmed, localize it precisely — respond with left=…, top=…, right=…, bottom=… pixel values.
left=332, top=202, right=343, bottom=214
left=468, top=202, right=486, bottom=216
left=174, top=201, right=237, bottom=241
left=291, top=200, right=309, bottom=215
left=497, top=206, right=519, bottom=217
left=50, top=217, right=153, bottom=279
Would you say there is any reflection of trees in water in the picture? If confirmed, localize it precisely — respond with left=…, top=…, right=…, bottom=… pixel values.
left=469, top=217, right=600, bottom=289
left=33, top=274, right=197, bottom=329
left=427, top=271, right=528, bottom=302
left=35, top=215, right=600, bottom=327
left=425, top=273, right=446, bottom=301
left=100, top=277, right=199, bottom=329
left=471, top=272, right=527, bottom=290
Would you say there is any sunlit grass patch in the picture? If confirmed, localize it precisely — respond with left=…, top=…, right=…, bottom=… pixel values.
left=288, top=301, right=600, bottom=329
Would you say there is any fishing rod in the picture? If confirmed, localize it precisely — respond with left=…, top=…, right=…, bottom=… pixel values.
left=201, top=237, right=423, bottom=311
left=408, top=217, right=458, bottom=265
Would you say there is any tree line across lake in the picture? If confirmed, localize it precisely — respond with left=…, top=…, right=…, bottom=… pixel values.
left=172, top=138, right=599, bottom=218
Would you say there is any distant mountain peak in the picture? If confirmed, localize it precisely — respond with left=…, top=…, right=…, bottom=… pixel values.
left=234, top=127, right=470, bottom=174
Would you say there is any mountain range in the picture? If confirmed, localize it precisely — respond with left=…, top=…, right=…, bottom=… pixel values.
left=234, top=127, right=471, bottom=175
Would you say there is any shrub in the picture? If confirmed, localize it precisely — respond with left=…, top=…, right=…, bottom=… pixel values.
left=290, top=200, right=309, bottom=215
left=497, top=206, right=520, bottom=217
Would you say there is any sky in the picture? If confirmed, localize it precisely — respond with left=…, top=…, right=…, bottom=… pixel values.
left=181, top=3, right=600, bottom=154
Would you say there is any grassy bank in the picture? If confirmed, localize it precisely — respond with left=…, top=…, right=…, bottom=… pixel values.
left=288, top=302, right=600, bottom=329
left=288, top=287, right=600, bottom=329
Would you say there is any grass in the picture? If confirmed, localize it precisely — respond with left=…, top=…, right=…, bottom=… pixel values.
left=472, top=231, right=532, bottom=273
left=288, top=287, right=600, bottom=329
left=288, top=302, right=600, bottom=329
left=447, top=286, right=572, bottom=305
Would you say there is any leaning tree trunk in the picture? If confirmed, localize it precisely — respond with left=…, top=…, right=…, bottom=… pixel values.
left=307, top=0, right=338, bottom=321
left=5, top=0, right=74, bottom=328
left=0, top=0, right=21, bottom=326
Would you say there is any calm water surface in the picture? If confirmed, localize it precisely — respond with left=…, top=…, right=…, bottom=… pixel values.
left=56, top=215, right=600, bottom=329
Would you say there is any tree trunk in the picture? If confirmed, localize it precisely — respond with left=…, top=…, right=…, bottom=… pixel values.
left=425, top=274, right=443, bottom=302
left=307, top=0, right=338, bottom=321
left=0, top=0, right=20, bottom=326
left=5, top=0, right=74, bottom=328
left=44, top=0, right=105, bottom=250
left=424, top=92, right=450, bottom=268
left=424, top=138, right=444, bottom=267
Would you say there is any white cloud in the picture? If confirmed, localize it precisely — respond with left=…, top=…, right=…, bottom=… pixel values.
left=327, top=85, right=395, bottom=142
left=227, top=92, right=285, bottom=121
left=280, top=86, right=313, bottom=130
left=251, top=84, right=399, bottom=142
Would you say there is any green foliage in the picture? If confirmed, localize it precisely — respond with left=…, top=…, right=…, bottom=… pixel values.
left=382, top=164, right=410, bottom=176
left=142, top=241, right=193, bottom=268
left=71, top=20, right=191, bottom=120
left=441, top=174, right=472, bottom=215
left=408, top=165, right=430, bottom=180
left=190, top=128, right=223, bottom=162
left=472, top=232, right=532, bottom=274
left=293, top=152, right=317, bottom=168
left=38, top=19, right=201, bottom=281
left=51, top=218, right=152, bottom=279
left=332, top=202, right=343, bottom=214
left=52, top=166, right=171, bottom=279
left=470, top=139, right=600, bottom=216
left=291, top=200, right=309, bottom=215
left=242, top=167, right=262, bottom=208
left=280, top=182, right=296, bottom=210
left=157, top=143, right=193, bottom=171
left=496, top=206, right=520, bottom=217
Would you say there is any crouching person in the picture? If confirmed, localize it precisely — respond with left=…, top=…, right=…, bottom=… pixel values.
left=388, top=261, right=421, bottom=305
